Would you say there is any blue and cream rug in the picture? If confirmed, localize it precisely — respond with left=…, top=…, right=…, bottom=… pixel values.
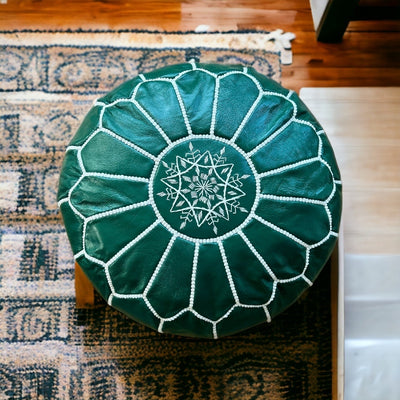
left=0, top=30, right=332, bottom=400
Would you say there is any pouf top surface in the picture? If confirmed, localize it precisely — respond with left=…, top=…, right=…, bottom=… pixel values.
left=58, top=62, right=342, bottom=339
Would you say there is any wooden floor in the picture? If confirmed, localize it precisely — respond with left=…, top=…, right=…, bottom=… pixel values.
left=1, top=0, right=400, bottom=92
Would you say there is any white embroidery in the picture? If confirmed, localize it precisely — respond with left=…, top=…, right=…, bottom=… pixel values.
left=156, top=142, right=249, bottom=235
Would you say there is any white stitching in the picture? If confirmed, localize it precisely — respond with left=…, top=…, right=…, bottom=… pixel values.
left=218, top=241, right=240, bottom=304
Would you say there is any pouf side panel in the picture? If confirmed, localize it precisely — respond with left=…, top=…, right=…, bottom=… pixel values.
left=70, top=176, right=148, bottom=218
left=84, top=205, right=157, bottom=262
left=102, top=101, right=168, bottom=156
left=246, top=67, right=290, bottom=95
left=243, top=219, right=306, bottom=280
left=306, top=236, right=338, bottom=282
left=142, top=63, right=192, bottom=80
left=111, top=297, right=160, bottom=332
left=175, top=70, right=215, bottom=135
left=217, top=306, right=267, bottom=338
left=57, top=149, right=83, bottom=201
left=162, top=311, right=214, bottom=339
left=327, top=185, right=343, bottom=233
left=197, top=63, right=244, bottom=75
left=80, top=130, right=154, bottom=178
left=76, top=254, right=112, bottom=302
left=319, top=134, right=341, bottom=182
left=223, top=234, right=275, bottom=305
left=98, top=76, right=143, bottom=104
left=69, top=105, right=102, bottom=147
left=214, top=73, right=260, bottom=139
left=146, top=238, right=195, bottom=318
left=193, top=243, right=236, bottom=321
left=107, top=224, right=172, bottom=295
left=268, top=278, right=310, bottom=319
left=59, top=202, right=83, bottom=255
left=135, top=80, right=189, bottom=140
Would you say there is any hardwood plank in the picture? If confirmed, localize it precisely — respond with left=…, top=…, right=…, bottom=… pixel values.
left=348, top=20, right=400, bottom=32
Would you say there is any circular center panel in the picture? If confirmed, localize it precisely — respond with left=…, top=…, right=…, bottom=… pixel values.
left=151, top=137, right=257, bottom=240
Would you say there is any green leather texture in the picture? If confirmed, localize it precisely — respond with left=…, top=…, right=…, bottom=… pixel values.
left=58, top=62, right=342, bottom=339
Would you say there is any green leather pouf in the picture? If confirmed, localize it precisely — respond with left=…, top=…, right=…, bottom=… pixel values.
left=58, top=62, right=342, bottom=339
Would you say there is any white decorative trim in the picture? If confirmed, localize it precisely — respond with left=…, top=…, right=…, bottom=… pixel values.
left=252, top=213, right=309, bottom=248
left=209, top=77, right=220, bottom=136
left=189, top=242, right=199, bottom=308
left=260, top=193, right=326, bottom=206
left=106, top=220, right=159, bottom=268
left=132, top=99, right=172, bottom=145
left=172, top=80, right=193, bottom=136
left=218, top=242, right=240, bottom=304
left=238, top=229, right=277, bottom=281
left=258, top=156, right=320, bottom=178
left=101, top=127, right=158, bottom=162
left=143, top=235, right=176, bottom=296
left=263, top=306, right=272, bottom=323
left=189, top=59, right=197, bottom=70
left=84, top=172, right=149, bottom=183
left=230, top=92, right=263, bottom=143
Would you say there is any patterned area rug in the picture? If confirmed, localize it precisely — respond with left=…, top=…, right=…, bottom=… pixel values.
left=0, top=30, right=332, bottom=399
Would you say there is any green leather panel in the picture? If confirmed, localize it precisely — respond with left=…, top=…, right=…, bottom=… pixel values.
left=58, top=62, right=342, bottom=339
left=256, top=198, right=330, bottom=245
left=223, top=234, right=275, bottom=304
left=247, top=67, right=289, bottom=94
left=243, top=219, right=307, bottom=280
left=193, top=243, right=236, bottom=321
left=84, top=205, right=156, bottom=262
left=59, top=202, right=83, bottom=255
left=260, top=160, right=333, bottom=200
left=99, top=76, right=143, bottom=104
left=214, top=73, right=260, bottom=139
left=268, top=279, right=309, bottom=318
left=235, top=95, right=294, bottom=153
left=251, top=121, right=320, bottom=172
left=102, top=101, right=168, bottom=156
left=162, top=311, right=214, bottom=339
left=76, top=254, right=112, bottom=301
left=58, top=149, right=82, bottom=199
left=112, top=297, right=160, bottom=331
left=217, top=306, right=267, bottom=338
left=146, top=238, right=195, bottom=318
left=135, top=80, right=189, bottom=140
left=80, top=131, right=154, bottom=177
left=70, top=105, right=102, bottom=146
left=107, top=225, right=172, bottom=294
left=70, top=176, right=148, bottom=218
left=176, top=70, right=216, bottom=135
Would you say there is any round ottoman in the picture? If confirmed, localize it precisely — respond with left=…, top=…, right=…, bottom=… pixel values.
left=58, top=61, right=342, bottom=339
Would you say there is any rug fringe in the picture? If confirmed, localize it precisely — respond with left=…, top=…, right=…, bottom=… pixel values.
left=0, top=30, right=295, bottom=65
